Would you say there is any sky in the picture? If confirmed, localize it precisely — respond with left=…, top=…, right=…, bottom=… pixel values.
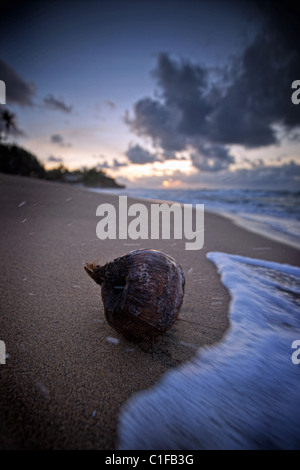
left=0, top=0, right=300, bottom=189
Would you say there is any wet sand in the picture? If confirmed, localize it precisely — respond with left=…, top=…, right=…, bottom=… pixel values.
left=0, top=173, right=299, bottom=449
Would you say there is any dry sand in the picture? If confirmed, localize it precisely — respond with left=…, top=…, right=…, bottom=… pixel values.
left=0, top=173, right=299, bottom=449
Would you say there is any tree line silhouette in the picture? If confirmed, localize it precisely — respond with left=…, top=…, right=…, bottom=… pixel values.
left=0, top=109, right=124, bottom=188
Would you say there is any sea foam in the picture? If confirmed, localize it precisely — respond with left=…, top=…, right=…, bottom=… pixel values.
left=118, top=252, right=300, bottom=450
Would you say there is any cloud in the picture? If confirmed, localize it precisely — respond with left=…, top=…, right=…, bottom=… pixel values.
left=47, top=155, right=63, bottom=163
left=125, top=144, right=157, bottom=165
left=224, top=160, right=300, bottom=190
left=125, top=53, right=231, bottom=170
left=96, top=161, right=111, bottom=170
left=106, top=100, right=116, bottom=110
left=125, top=10, right=300, bottom=172
left=113, top=158, right=128, bottom=168
left=50, top=133, right=72, bottom=147
left=191, top=143, right=235, bottom=172
left=153, top=52, right=211, bottom=138
left=0, top=60, right=35, bottom=106
left=96, top=159, right=128, bottom=170
left=208, top=28, right=300, bottom=148
left=44, top=94, right=73, bottom=113
left=126, top=97, right=184, bottom=152
left=94, top=100, right=116, bottom=117
left=121, top=160, right=300, bottom=191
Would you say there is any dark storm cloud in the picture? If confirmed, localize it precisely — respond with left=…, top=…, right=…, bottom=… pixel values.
left=125, top=144, right=157, bottom=165
left=0, top=60, right=35, bottom=106
left=209, top=27, right=300, bottom=148
left=191, top=143, right=235, bottom=172
left=125, top=53, right=232, bottom=170
left=44, top=94, right=73, bottom=114
left=125, top=97, right=185, bottom=152
left=153, top=53, right=211, bottom=138
left=126, top=6, right=300, bottom=171
left=125, top=53, right=211, bottom=153
left=50, top=133, right=72, bottom=147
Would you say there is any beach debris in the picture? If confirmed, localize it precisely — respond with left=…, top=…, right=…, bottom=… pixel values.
left=85, top=249, right=185, bottom=342
left=106, top=336, right=120, bottom=345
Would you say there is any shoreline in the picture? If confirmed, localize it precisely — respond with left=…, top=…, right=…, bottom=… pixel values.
left=213, top=210, right=300, bottom=251
left=0, top=173, right=299, bottom=449
left=87, top=186, right=300, bottom=253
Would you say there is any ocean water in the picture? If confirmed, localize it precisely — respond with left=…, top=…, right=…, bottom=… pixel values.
left=90, top=188, right=300, bottom=249
left=118, top=253, right=300, bottom=450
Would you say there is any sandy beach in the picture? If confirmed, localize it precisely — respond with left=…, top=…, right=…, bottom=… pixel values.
left=0, top=173, right=299, bottom=450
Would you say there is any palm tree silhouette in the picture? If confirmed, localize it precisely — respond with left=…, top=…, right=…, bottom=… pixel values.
left=1, top=109, right=17, bottom=141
